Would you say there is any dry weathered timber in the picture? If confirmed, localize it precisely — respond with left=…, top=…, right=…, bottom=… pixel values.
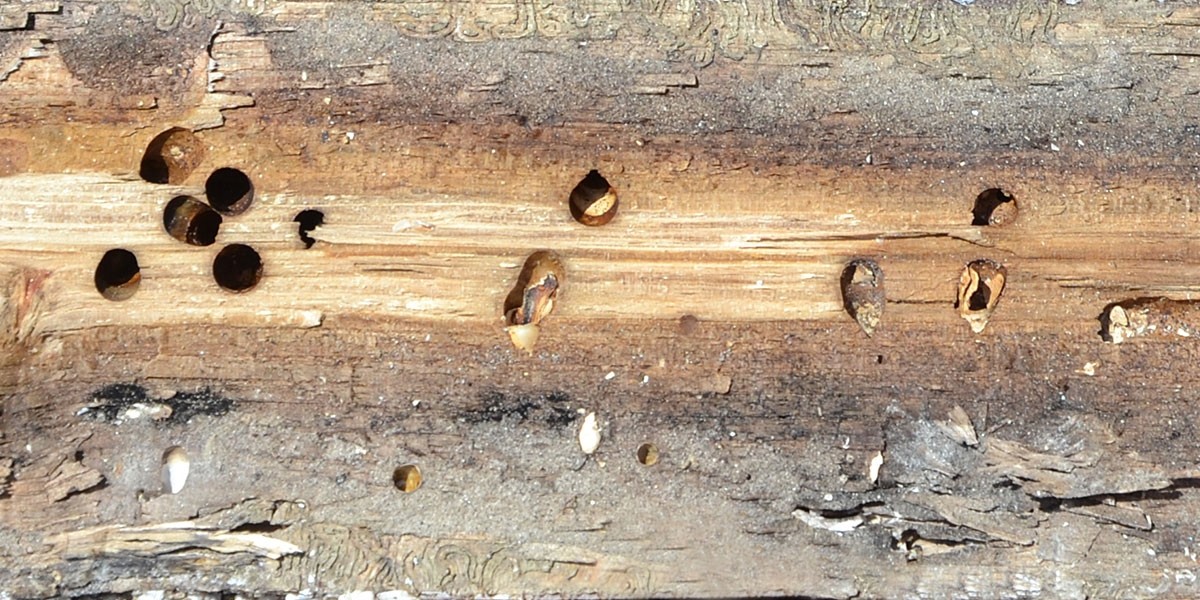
left=3, top=1, right=1200, bottom=599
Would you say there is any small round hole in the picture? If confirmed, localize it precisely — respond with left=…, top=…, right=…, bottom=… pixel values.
left=393, top=464, right=422, bottom=493
left=140, top=128, right=206, bottom=184
left=205, top=167, right=254, bottom=215
left=163, top=195, right=222, bottom=246
left=971, top=188, right=1017, bottom=226
left=212, top=244, right=262, bottom=292
left=569, top=170, right=618, bottom=226
left=636, top=443, right=659, bottom=466
left=94, top=249, right=141, bottom=301
left=294, top=209, right=325, bottom=248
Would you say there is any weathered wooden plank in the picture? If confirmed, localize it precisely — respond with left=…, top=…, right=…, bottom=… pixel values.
left=3, top=1, right=1200, bottom=599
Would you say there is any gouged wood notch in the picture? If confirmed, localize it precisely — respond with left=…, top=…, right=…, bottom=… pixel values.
left=3, top=2, right=1200, bottom=598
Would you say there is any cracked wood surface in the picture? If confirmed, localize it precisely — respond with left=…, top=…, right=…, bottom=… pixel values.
left=3, top=1, right=1200, bottom=599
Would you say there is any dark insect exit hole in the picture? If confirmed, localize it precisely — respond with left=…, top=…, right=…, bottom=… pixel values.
left=568, top=170, right=619, bottom=226
left=95, top=249, right=141, bottom=301
left=163, top=196, right=222, bottom=246
left=294, top=209, right=325, bottom=249
left=968, top=281, right=993, bottom=311
left=139, top=128, right=205, bottom=185
left=971, top=188, right=1017, bottom=226
left=205, top=168, right=255, bottom=215
left=212, top=244, right=263, bottom=292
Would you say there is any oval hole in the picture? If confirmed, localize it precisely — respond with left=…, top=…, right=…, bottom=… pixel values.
left=955, top=259, right=1007, bottom=333
left=393, top=464, right=422, bottom=493
left=94, top=249, right=141, bottom=301
left=502, top=250, right=565, bottom=353
left=161, top=446, right=190, bottom=494
left=140, top=128, right=206, bottom=184
left=840, top=258, right=885, bottom=337
left=205, top=167, right=255, bottom=215
left=503, top=250, right=565, bottom=325
left=636, top=443, right=659, bottom=466
left=163, top=195, right=222, bottom=246
left=568, top=170, right=618, bottom=226
left=971, top=188, right=1017, bottom=226
left=294, top=209, right=325, bottom=248
left=213, top=244, right=263, bottom=292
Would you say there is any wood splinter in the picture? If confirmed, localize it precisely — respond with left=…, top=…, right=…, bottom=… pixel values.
left=1100, top=298, right=1200, bottom=343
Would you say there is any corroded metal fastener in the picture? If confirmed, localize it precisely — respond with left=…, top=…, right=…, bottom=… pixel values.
left=956, top=259, right=1007, bottom=333
left=503, top=250, right=565, bottom=353
left=1100, top=298, right=1200, bottom=343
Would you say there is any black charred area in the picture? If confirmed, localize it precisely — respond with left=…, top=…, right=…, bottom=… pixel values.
left=466, top=390, right=577, bottom=426
left=81, top=383, right=234, bottom=425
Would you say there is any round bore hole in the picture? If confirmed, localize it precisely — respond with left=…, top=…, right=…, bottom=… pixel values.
left=140, top=127, right=206, bottom=184
left=294, top=209, right=325, bottom=249
left=971, top=188, right=1017, bottom=226
left=569, top=170, right=619, bottom=226
left=163, top=195, right=222, bottom=246
left=393, top=464, right=422, bottom=493
left=636, top=443, right=659, bottom=466
left=94, top=249, right=141, bottom=301
left=205, top=167, right=255, bottom=215
left=212, top=244, right=263, bottom=292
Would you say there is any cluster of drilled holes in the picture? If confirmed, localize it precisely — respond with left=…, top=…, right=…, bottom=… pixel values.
left=137, top=147, right=1030, bottom=334
left=94, top=249, right=141, bottom=301
left=135, top=127, right=277, bottom=295
left=393, top=464, right=423, bottom=493
left=971, top=188, right=1017, bottom=226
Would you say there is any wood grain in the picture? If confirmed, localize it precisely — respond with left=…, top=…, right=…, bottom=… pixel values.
left=3, top=1, right=1200, bottom=598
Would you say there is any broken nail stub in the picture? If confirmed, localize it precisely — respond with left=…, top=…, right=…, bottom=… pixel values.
left=956, top=259, right=1006, bottom=333
left=504, top=250, right=565, bottom=353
